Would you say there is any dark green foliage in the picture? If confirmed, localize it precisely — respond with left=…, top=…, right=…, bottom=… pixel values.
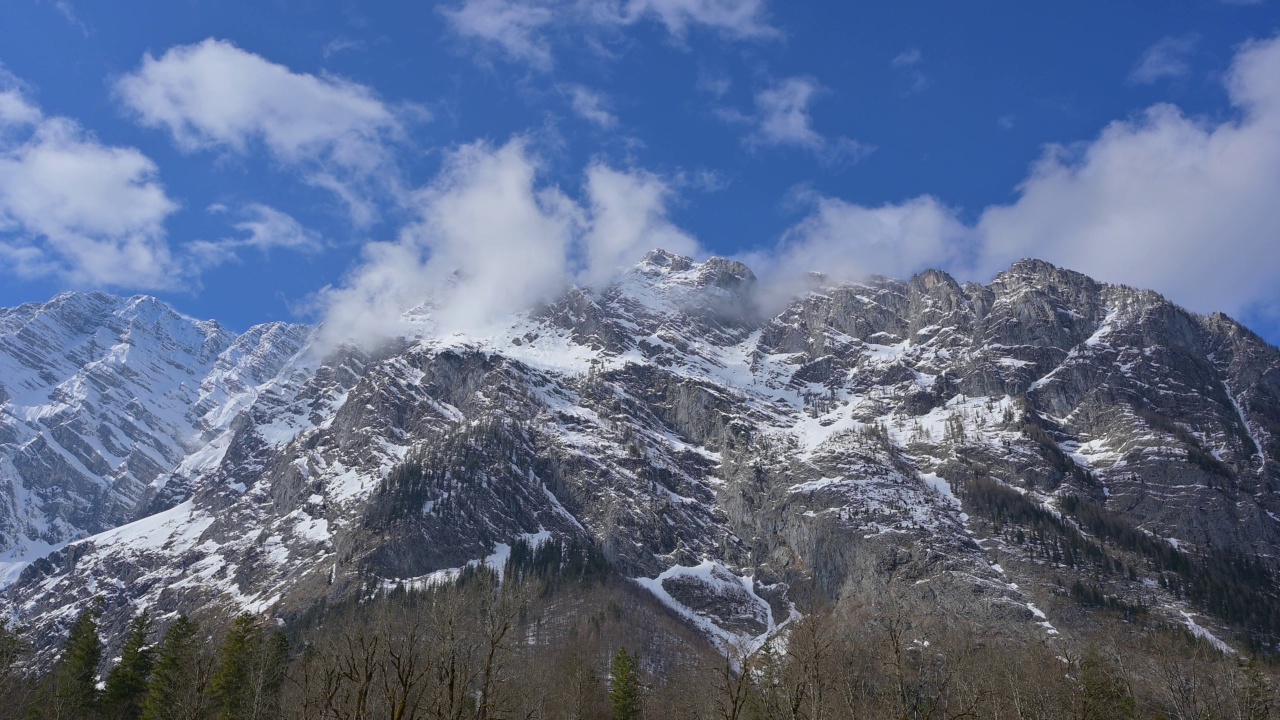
left=43, top=600, right=104, bottom=718
left=609, top=648, right=641, bottom=720
left=102, top=613, right=154, bottom=720
left=142, top=617, right=211, bottom=720
left=367, top=417, right=533, bottom=531
left=210, top=615, right=288, bottom=720
left=504, top=536, right=610, bottom=590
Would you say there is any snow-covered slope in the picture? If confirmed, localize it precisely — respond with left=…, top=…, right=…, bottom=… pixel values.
left=0, top=292, right=310, bottom=583
left=8, top=254, right=1280, bottom=659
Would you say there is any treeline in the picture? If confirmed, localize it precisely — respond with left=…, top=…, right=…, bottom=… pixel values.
left=3, top=544, right=1280, bottom=719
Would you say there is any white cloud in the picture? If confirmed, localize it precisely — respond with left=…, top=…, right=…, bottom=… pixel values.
left=0, top=81, right=181, bottom=289
left=891, top=47, right=929, bottom=93
left=322, top=37, right=365, bottom=59
left=1129, top=34, right=1199, bottom=85
left=190, top=204, right=323, bottom=269
left=564, top=84, right=618, bottom=127
left=439, top=0, right=775, bottom=70
left=232, top=204, right=323, bottom=254
left=760, top=33, right=1280, bottom=321
left=0, top=89, right=41, bottom=128
left=116, top=39, right=414, bottom=225
left=891, top=48, right=922, bottom=68
left=623, top=0, right=775, bottom=40
left=744, top=195, right=970, bottom=312
left=747, top=77, right=866, bottom=163
left=317, top=138, right=698, bottom=347
left=580, top=164, right=698, bottom=286
left=440, top=0, right=557, bottom=69
left=753, top=77, right=824, bottom=149
left=44, top=0, right=90, bottom=35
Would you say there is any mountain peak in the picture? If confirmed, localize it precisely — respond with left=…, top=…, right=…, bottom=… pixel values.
left=640, top=248, right=694, bottom=272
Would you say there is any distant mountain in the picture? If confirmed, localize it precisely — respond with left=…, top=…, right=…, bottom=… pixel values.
left=8, top=252, right=1280, bottom=661
left=0, top=292, right=310, bottom=583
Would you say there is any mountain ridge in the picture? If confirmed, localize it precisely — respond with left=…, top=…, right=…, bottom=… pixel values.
left=5, top=252, right=1280, bottom=663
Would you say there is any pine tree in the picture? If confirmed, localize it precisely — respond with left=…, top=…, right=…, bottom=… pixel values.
left=50, top=600, right=104, bottom=718
left=609, top=647, right=642, bottom=720
left=102, top=612, right=154, bottom=720
left=141, top=616, right=210, bottom=720
left=210, top=615, right=288, bottom=720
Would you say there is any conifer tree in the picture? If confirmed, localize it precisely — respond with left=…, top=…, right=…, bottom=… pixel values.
left=50, top=600, right=104, bottom=718
left=210, top=615, right=288, bottom=720
left=102, top=612, right=153, bottom=720
left=609, top=647, right=642, bottom=720
left=141, top=616, right=210, bottom=720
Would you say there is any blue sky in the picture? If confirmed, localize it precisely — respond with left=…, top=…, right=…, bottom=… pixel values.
left=1, top=1, right=1279, bottom=345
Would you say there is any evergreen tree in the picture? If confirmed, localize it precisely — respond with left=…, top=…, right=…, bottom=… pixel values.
left=609, top=647, right=642, bottom=720
left=141, top=617, right=210, bottom=720
left=0, top=622, right=25, bottom=687
left=48, top=600, right=104, bottom=718
left=102, top=612, right=154, bottom=720
left=210, top=615, right=288, bottom=720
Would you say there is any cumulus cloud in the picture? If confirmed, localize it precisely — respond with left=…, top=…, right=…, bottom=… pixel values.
left=439, top=0, right=775, bottom=69
left=742, top=194, right=971, bottom=312
left=0, top=79, right=181, bottom=289
left=744, top=77, right=866, bottom=163
left=1129, top=34, right=1199, bottom=85
left=316, top=138, right=697, bottom=347
left=580, top=164, right=698, bottom=286
left=760, top=33, right=1280, bottom=321
left=564, top=84, right=618, bottom=127
left=116, top=39, right=415, bottom=225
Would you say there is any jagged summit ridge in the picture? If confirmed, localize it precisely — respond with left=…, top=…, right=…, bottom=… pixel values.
left=0, top=295, right=311, bottom=583
left=5, top=253, right=1280, bottom=661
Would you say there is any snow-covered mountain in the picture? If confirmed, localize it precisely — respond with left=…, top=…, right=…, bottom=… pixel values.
left=0, top=292, right=311, bottom=583
left=7, top=253, right=1280, bottom=659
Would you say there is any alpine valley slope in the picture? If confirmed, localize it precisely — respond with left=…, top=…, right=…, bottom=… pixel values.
left=7, top=252, right=1280, bottom=660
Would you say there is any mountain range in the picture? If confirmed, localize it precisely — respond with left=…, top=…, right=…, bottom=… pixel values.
left=5, top=251, right=1280, bottom=662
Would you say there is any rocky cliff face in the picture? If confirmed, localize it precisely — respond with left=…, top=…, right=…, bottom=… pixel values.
left=7, top=253, right=1280, bottom=660
left=0, top=292, right=311, bottom=583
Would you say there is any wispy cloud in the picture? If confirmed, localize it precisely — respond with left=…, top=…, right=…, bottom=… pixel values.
left=1129, top=34, right=1199, bottom=85
left=891, top=47, right=929, bottom=93
left=322, top=37, right=366, bottom=58
left=439, top=0, right=776, bottom=70
left=742, top=77, right=867, bottom=164
left=440, top=0, right=557, bottom=69
left=563, top=84, right=618, bottom=128
left=48, top=0, right=91, bottom=36
left=191, top=204, right=324, bottom=268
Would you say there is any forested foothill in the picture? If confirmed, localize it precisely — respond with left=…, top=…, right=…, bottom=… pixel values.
left=1, top=536, right=1277, bottom=720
